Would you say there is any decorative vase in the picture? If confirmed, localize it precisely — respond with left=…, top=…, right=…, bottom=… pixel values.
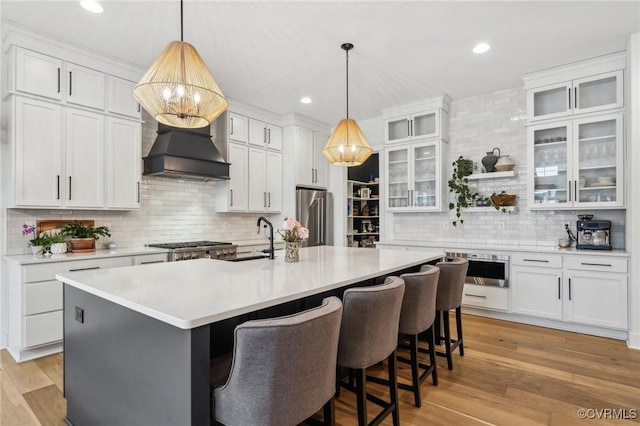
left=482, top=147, right=501, bottom=172
left=50, top=243, right=68, bottom=254
left=285, top=241, right=301, bottom=263
left=494, top=155, right=516, bottom=172
left=31, top=245, right=43, bottom=255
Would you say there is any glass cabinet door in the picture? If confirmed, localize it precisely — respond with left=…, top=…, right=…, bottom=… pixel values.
left=573, top=114, right=623, bottom=207
left=411, top=111, right=438, bottom=139
left=386, top=117, right=410, bottom=143
left=412, top=142, right=437, bottom=207
left=386, top=147, right=410, bottom=209
left=574, top=71, right=623, bottom=115
left=528, top=82, right=571, bottom=122
left=530, top=123, right=572, bottom=207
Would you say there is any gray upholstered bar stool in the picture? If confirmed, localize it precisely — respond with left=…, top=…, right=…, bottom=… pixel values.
left=336, top=276, right=405, bottom=426
left=422, top=257, right=468, bottom=370
left=211, top=296, right=343, bottom=426
left=397, top=267, right=440, bottom=407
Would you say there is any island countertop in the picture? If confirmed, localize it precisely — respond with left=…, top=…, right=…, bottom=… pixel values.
left=57, top=246, right=444, bottom=329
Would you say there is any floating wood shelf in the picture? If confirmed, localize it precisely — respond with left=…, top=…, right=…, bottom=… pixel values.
left=466, top=171, right=517, bottom=180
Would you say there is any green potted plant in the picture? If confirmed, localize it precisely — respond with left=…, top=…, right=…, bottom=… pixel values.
left=48, top=233, right=69, bottom=254
left=60, top=222, right=111, bottom=253
left=448, top=156, right=477, bottom=227
left=491, top=191, right=517, bottom=213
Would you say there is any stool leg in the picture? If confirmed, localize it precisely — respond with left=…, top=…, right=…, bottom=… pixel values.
left=434, top=311, right=442, bottom=345
left=388, top=351, right=400, bottom=426
left=323, top=397, right=335, bottom=426
left=355, top=368, right=367, bottom=426
left=443, top=311, right=453, bottom=370
left=427, top=325, right=438, bottom=385
left=335, top=367, right=341, bottom=398
left=409, top=334, right=421, bottom=407
left=456, top=307, right=464, bottom=357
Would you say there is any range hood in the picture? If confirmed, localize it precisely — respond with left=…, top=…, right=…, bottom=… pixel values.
left=143, top=124, right=230, bottom=181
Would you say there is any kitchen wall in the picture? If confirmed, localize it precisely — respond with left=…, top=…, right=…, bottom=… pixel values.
left=5, top=111, right=278, bottom=255
left=391, top=87, right=626, bottom=248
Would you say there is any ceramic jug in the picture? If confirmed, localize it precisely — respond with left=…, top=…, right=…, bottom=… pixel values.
left=495, top=154, right=515, bottom=171
left=482, top=148, right=500, bottom=172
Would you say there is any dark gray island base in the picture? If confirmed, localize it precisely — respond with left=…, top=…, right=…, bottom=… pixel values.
left=60, top=247, right=444, bottom=425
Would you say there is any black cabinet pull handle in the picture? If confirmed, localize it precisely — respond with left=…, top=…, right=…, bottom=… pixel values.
left=263, top=127, right=267, bottom=144
left=568, top=180, right=572, bottom=202
left=69, top=266, right=100, bottom=272
left=410, top=119, right=413, bottom=136
left=56, top=175, right=60, bottom=200
left=522, top=258, right=549, bottom=263
left=575, top=87, right=578, bottom=109
left=140, top=260, right=164, bottom=264
left=137, top=182, right=140, bottom=203
left=464, top=294, right=486, bottom=299
left=581, top=262, right=612, bottom=267
left=268, top=192, right=271, bottom=208
left=69, top=71, right=72, bottom=96
left=137, top=103, right=141, bottom=113
left=574, top=181, right=577, bottom=201
left=68, top=176, right=72, bottom=200
left=263, top=192, right=266, bottom=208
left=558, top=277, right=561, bottom=300
left=568, top=278, right=572, bottom=300
left=568, top=88, right=571, bottom=110
left=57, top=68, right=61, bottom=93
left=268, top=128, right=271, bottom=144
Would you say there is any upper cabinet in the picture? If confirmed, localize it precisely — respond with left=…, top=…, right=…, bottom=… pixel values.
left=249, top=119, right=282, bottom=151
left=382, top=95, right=451, bottom=144
left=523, top=52, right=625, bottom=123
left=284, top=125, right=329, bottom=189
left=14, top=48, right=63, bottom=101
left=385, top=139, right=446, bottom=212
left=527, top=113, right=624, bottom=210
left=108, top=76, right=142, bottom=119
left=66, top=62, right=105, bottom=110
left=221, top=112, right=249, bottom=143
left=106, top=118, right=141, bottom=209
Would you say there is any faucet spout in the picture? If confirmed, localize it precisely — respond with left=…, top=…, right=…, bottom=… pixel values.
left=257, top=217, right=275, bottom=260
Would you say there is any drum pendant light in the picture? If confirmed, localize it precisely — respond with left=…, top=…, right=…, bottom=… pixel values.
left=133, top=0, right=227, bottom=128
left=322, top=43, right=373, bottom=167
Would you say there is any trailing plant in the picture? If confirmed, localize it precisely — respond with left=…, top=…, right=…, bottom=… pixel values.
left=60, top=222, right=111, bottom=240
left=448, top=156, right=477, bottom=227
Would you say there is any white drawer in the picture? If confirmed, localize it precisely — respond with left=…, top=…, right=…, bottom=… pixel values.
left=133, top=253, right=168, bottom=265
left=24, top=257, right=133, bottom=282
left=565, top=256, right=627, bottom=273
left=462, top=284, right=509, bottom=311
left=511, top=253, right=562, bottom=268
left=235, top=246, right=257, bottom=259
left=24, top=310, right=63, bottom=348
left=24, top=280, right=62, bottom=315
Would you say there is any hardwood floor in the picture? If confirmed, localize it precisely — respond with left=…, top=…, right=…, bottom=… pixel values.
left=2, top=314, right=639, bottom=425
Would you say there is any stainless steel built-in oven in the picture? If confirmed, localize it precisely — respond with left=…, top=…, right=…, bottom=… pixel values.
left=445, top=252, right=509, bottom=287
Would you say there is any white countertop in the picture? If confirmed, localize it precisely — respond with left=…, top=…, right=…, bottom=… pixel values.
left=4, top=247, right=169, bottom=265
left=57, top=246, right=444, bottom=330
left=375, top=240, right=629, bottom=257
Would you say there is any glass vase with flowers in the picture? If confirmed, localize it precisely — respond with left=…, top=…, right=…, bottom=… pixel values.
left=276, top=217, right=309, bottom=263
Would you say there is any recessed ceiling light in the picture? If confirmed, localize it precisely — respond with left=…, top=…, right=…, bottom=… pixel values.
left=80, top=0, right=103, bottom=14
left=473, top=43, right=490, bottom=54
left=300, top=97, right=312, bottom=104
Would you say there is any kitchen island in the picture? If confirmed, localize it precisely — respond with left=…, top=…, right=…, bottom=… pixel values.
left=57, top=246, right=444, bottom=426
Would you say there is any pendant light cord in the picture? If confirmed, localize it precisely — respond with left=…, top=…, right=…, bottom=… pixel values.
left=180, top=0, right=184, bottom=42
left=345, top=47, right=349, bottom=119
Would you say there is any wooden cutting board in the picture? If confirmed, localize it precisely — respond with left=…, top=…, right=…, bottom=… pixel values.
left=37, top=219, right=94, bottom=235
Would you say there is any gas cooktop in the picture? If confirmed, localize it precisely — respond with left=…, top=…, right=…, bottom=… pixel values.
left=147, top=241, right=233, bottom=250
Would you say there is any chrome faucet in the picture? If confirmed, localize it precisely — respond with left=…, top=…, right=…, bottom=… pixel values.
left=257, top=217, right=275, bottom=259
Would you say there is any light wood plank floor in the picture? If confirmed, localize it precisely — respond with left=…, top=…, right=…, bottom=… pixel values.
left=2, top=314, right=639, bottom=425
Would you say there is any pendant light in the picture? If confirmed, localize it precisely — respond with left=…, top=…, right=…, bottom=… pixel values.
left=322, top=43, right=373, bottom=167
left=133, top=0, right=227, bottom=129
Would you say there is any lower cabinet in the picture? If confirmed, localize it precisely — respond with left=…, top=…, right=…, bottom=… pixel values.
left=7, top=252, right=168, bottom=362
left=461, top=284, right=509, bottom=311
left=510, top=253, right=628, bottom=330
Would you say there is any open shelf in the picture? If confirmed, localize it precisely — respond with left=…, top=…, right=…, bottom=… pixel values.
left=466, top=206, right=517, bottom=213
left=466, top=171, right=517, bottom=180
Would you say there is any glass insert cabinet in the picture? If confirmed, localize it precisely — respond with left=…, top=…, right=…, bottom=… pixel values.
left=527, top=113, right=624, bottom=209
left=385, top=140, right=446, bottom=212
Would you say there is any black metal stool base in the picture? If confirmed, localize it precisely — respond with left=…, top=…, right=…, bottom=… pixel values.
left=434, top=307, right=464, bottom=370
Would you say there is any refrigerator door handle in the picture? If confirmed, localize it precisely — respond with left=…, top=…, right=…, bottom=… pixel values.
left=318, top=198, right=325, bottom=245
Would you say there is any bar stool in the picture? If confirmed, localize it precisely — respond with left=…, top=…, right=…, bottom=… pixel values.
left=336, top=277, right=405, bottom=426
left=211, top=297, right=343, bottom=426
left=423, top=258, right=468, bottom=370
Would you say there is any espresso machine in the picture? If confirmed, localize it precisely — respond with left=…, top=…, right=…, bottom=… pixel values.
left=576, top=217, right=611, bottom=250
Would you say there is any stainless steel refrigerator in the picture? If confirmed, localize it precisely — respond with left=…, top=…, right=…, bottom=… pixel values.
left=296, top=188, right=332, bottom=247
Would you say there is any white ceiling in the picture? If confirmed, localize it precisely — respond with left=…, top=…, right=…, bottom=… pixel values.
left=2, top=1, right=639, bottom=126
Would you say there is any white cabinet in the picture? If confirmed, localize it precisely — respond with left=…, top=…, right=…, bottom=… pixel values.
left=11, top=97, right=63, bottom=207
left=564, top=256, right=628, bottom=329
left=66, top=62, right=105, bottom=110
left=527, top=71, right=623, bottom=122
left=385, top=139, right=446, bottom=212
left=239, top=148, right=282, bottom=213
left=528, top=113, right=624, bottom=209
left=288, top=126, right=329, bottom=188
left=385, top=110, right=440, bottom=143
left=65, top=108, right=105, bottom=208
left=107, top=118, right=141, bottom=209
left=461, top=284, right=509, bottom=311
left=218, top=142, right=249, bottom=212
left=222, top=112, right=249, bottom=143
left=108, top=76, right=141, bottom=119
left=510, top=253, right=628, bottom=330
left=7, top=253, right=167, bottom=362
left=249, top=119, right=282, bottom=151
left=14, top=48, right=63, bottom=100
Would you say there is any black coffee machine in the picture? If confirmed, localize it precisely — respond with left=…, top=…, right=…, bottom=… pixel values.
left=575, top=215, right=611, bottom=250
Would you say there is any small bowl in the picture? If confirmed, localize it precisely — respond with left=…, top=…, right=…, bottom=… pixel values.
left=597, top=176, right=615, bottom=184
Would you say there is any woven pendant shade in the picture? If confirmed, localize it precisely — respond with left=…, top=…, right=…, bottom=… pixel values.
left=322, top=118, right=373, bottom=166
left=133, top=40, right=227, bottom=128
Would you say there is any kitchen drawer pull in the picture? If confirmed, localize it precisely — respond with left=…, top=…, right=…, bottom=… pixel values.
left=69, top=266, right=100, bottom=272
left=464, top=294, right=486, bottom=299
left=522, top=258, right=549, bottom=263
left=581, top=262, right=612, bottom=267
left=140, top=260, right=164, bottom=264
